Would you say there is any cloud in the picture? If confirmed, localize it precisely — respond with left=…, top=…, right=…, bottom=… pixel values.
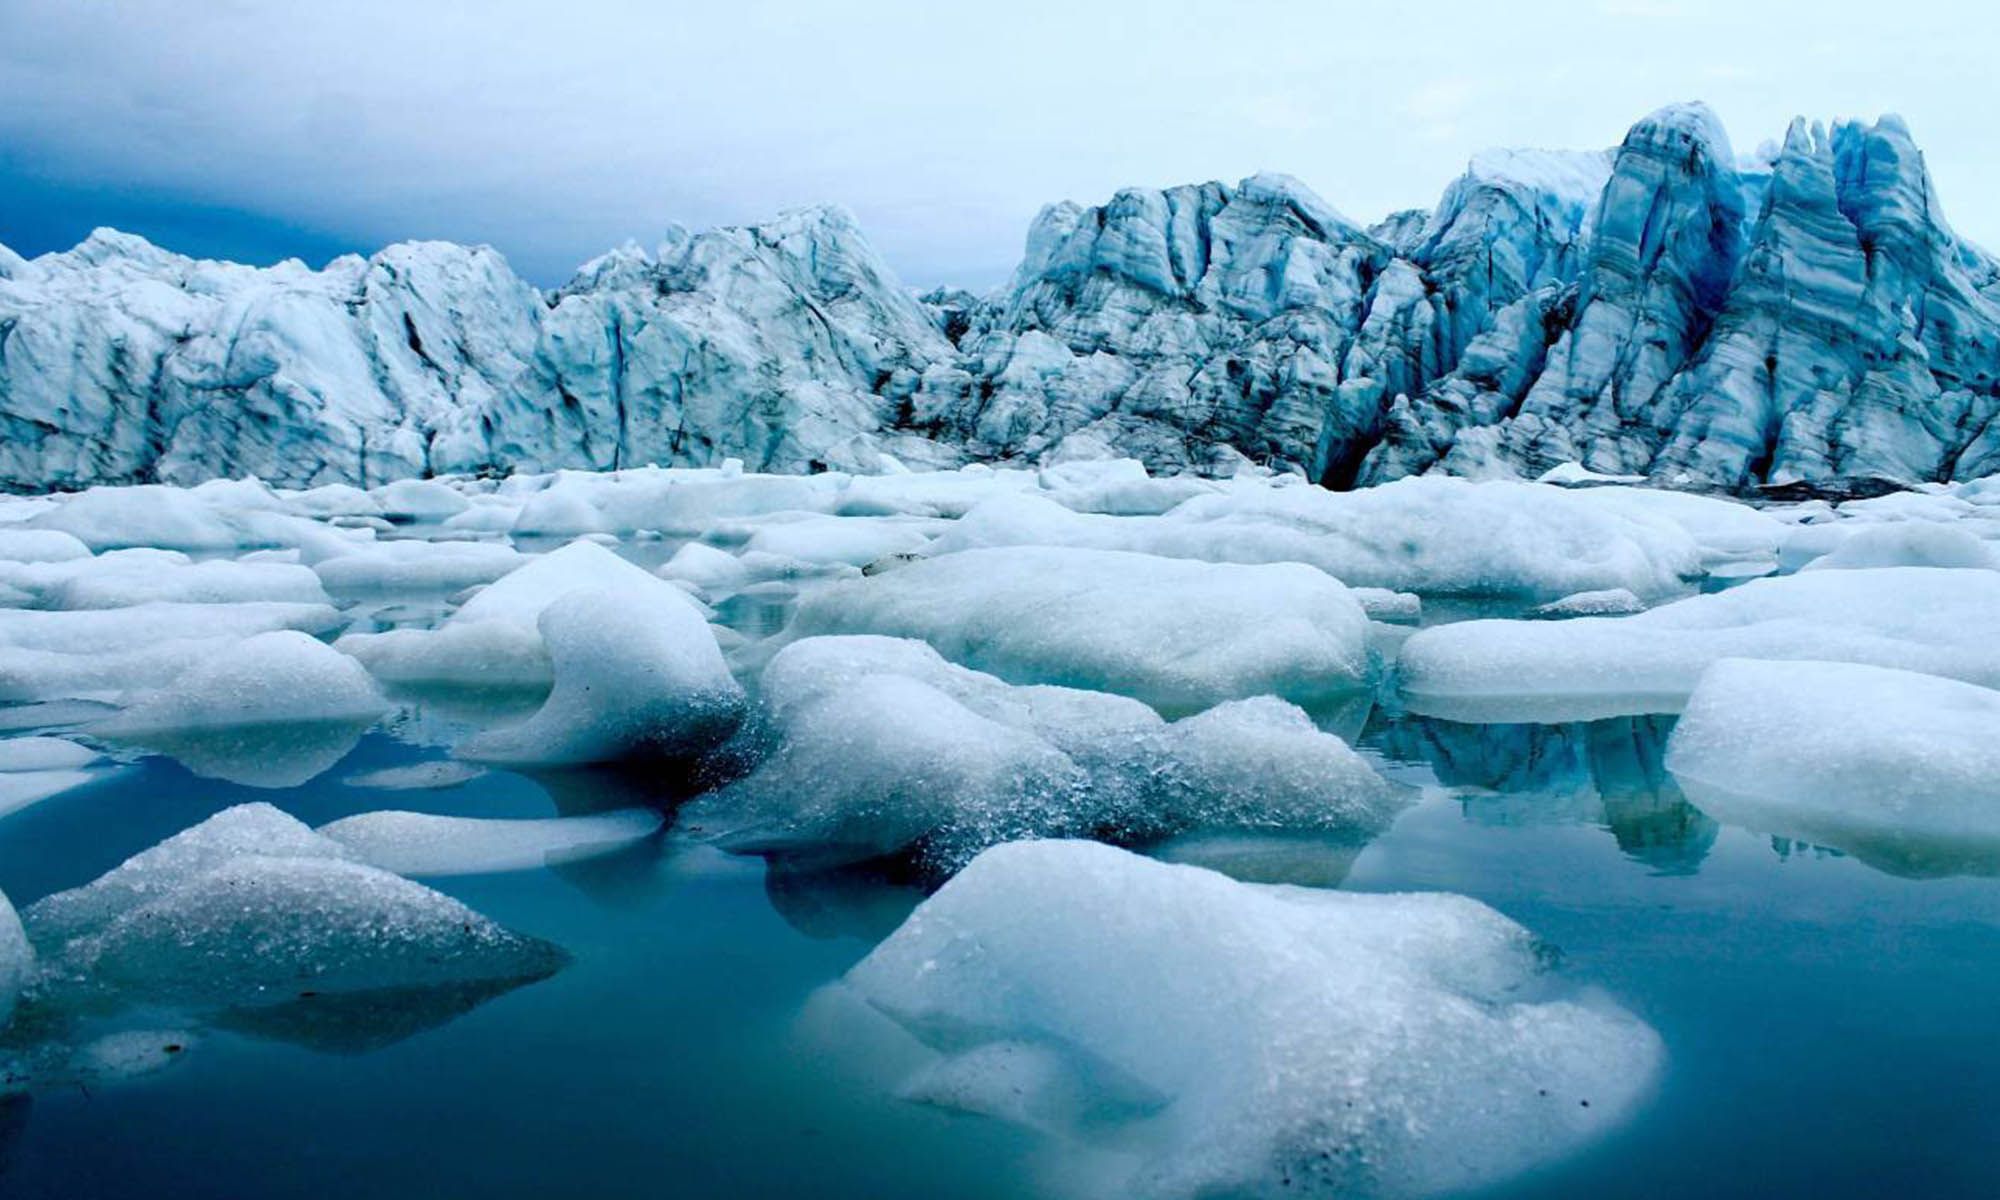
left=2, top=0, right=1996, bottom=287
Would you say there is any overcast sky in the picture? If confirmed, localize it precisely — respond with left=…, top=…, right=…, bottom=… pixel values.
left=3, top=0, right=1994, bottom=289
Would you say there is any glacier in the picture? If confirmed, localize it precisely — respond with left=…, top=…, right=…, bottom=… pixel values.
left=6, top=103, right=2000, bottom=494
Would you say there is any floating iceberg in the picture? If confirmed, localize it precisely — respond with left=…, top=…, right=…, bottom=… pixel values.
left=22, top=803, right=357, bottom=951
left=318, top=808, right=664, bottom=876
left=73, top=855, right=564, bottom=1006
left=0, top=529, right=91, bottom=564
left=457, top=587, right=744, bottom=765
left=838, top=840, right=1663, bottom=1200
left=0, top=736, right=114, bottom=820
left=92, top=631, right=385, bottom=786
left=46, top=557, right=331, bottom=610
left=930, top=479, right=1709, bottom=600
left=313, top=539, right=527, bottom=593
left=1397, top=567, right=2000, bottom=721
left=783, top=546, right=1372, bottom=713
left=0, top=888, right=27, bottom=1025
left=337, top=539, right=704, bottom=690
left=25, top=802, right=564, bottom=1009
left=692, top=636, right=1399, bottom=872
left=1795, top=521, right=1999, bottom=572
left=1666, top=658, right=2000, bottom=876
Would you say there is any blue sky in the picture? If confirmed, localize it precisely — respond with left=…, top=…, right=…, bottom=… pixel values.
left=3, top=0, right=1994, bottom=289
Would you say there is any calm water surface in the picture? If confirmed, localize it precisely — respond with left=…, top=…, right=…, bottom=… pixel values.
left=2, top=577, right=1996, bottom=1198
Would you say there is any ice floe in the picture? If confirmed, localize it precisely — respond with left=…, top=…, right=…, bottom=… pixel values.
left=92, top=631, right=384, bottom=785
left=835, top=839, right=1663, bottom=1199
left=0, top=888, right=27, bottom=1025
left=23, top=802, right=563, bottom=1009
left=1666, top=658, right=2000, bottom=876
left=456, top=586, right=744, bottom=765
left=782, top=547, right=1373, bottom=713
left=690, top=636, right=1399, bottom=872
left=929, top=477, right=1713, bottom=600
left=336, top=539, right=706, bottom=690
left=1397, top=567, right=2000, bottom=721
left=318, top=808, right=664, bottom=876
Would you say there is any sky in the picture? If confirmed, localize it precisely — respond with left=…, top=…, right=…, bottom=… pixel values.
left=2, top=0, right=1996, bottom=290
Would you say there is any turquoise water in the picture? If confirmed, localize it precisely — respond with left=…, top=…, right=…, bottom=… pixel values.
left=3, top=624, right=1998, bottom=1195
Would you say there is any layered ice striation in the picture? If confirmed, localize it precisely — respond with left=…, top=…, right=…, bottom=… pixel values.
left=837, top=839, right=1663, bottom=1200
left=6, top=105, right=1998, bottom=493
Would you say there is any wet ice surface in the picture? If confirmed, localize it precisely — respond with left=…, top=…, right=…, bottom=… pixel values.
left=1, top=463, right=1999, bottom=1198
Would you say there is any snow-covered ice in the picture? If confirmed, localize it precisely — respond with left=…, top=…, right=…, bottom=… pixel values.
left=336, top=539, right=706, bottom=690
left=457, top=587, right=744, bottom=765
left=930, top=479, right=1712, bottom=601
left=73, top=855, right=563, bottom=1006
left=25, top=803, right=563, bottom=1007
left=691, top=636, right=1400, bottom=872
left=97, top=628, right=384, bottom=731
left=1666, top=658, right=2000, bottom=876
left=835, top=840, right=1663, bottom=1199
left=783, top=547, right=1373, bottom=712
left=318, top=808, right=664, bottom=876
left=1397, top=567, right=2000, bottom=721
left=0, top=886, right=28, bottom=1026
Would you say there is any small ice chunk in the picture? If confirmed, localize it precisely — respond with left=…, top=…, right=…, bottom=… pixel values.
left=50, top=558, right=331, bottom=609
left=337, top=620, right=552, bottom=691
left=703, top=671, right=1085, bottom=868
left=1537, top=461, right=1646, bottom=486
left=1, top=887, right=29, bottom=1025
left=655, top=541, right=750, bottom=595
left=694, top=637, right=1399, bottom=873
left=839, top=840, right=1663, bottom=1200
left=314, top=540, right=527, bottom=593
left=1397, top=568, right=2000, bottom=722
left=441, top=499, right=525, bottom=533
left=92, top=632, right=384, bottom=786
left=97, top=631, right=384, bottom=737
left=0, top=736, right=101, bottom=773
left=457, top=587, right=744, bottom=765
left=0, top=601, right=341, bottom=654
left=71, top=855, right=564, bottom=1005
left=1531, top=588, right=1646, bottom=618
left=280, top=483, right=383, bottom=519
left=783, top=546, right=1372, bottom=713
left=0, top=529, right=91, bottom=563
left=372, top=479, right=470, bottom=521
left=317, top=808, right=663, bottom=876
left=1798, top=522, right=1999, bottom=572
left=23, top=802, right=356, bottom=951
left=336, top=539, right=709, bottom=691
left=1145, top=696, right=1401, bottom=835
left=25, top=485, right=258, bottom=551
left=343, top=761, right=488, bottom=791
left=1666, top=658, right=2000, bottom=876
left=454, top=539, right=702, bottom=626
left=1351, top=587, right=1422, bottom=624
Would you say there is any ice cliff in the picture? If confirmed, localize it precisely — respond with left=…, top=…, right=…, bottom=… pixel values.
left=6, top=103, right=1999, bottom=492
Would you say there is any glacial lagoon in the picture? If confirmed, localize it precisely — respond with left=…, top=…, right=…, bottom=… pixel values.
left=2, top=465, right=1999, bottom=1198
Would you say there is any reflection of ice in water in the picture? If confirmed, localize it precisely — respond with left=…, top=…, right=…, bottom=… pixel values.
left=104, top=717, right=374, bottom=788
left=1368, top=711, right=1718, bottom=875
